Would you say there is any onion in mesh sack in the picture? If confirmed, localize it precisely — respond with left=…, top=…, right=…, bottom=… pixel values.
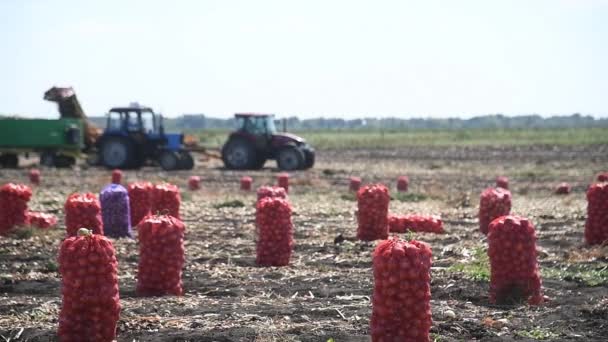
left=356, top=184, right=390, bottom=241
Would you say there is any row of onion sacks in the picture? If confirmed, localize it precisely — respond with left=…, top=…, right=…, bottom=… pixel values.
left=388, top=214, right=444, bottom=234
left=0, top=183, right=32, bottom=235
left=58, top=213, right=186, bottom=340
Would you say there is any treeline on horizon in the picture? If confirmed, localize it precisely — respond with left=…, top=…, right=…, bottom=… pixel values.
left=146, top=113, right=608, bottom=131
left=3, top=113, right=607, bottom=131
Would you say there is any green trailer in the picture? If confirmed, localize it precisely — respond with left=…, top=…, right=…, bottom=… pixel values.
left=0, top=118, right=84, bottom=168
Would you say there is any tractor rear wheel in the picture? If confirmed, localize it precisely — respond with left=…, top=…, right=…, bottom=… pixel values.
left=100, top=137, right=135, bottom=169
left=222, top=138, right=256, bottom=170
left=159, top=151, right=180, bottom=171
left=277, top=146, right=304, bottom=171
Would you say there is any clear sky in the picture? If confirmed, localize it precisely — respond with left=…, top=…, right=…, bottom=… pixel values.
left=1, top=0, right=607, bottom=119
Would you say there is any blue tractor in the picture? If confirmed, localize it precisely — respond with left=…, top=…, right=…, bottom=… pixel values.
left=96, top=106, right=194, bottom=170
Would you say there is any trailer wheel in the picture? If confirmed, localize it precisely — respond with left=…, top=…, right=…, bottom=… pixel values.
left=39, top=152, right=55, bottom=168
left=0, top=154, right=18, bottom=168
left=55, top=155, right=76, bottom=168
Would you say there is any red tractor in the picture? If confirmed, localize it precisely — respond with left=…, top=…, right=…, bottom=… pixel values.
left=221, top=113, right=315, bottom=171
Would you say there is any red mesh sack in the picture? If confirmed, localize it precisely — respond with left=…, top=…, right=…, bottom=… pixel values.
left=388, top=214, right=444, bottom=234
left=128, top=182, right=153, bottom=227
left=29, top=169, right=41, bottom=185
left=479, top=187, right=511, bottom=235
left=111, top=169, right=122, bottom=184
left=349, top=177, right=361, bottom=192
left=64, top=193, right=104, bottom=237
left=585, top=183, right=608, bottom=245
left=188, top=176, right=201, bottom=191
left=256, top=197, right=293, bottom=266
left=371, top=237, right=433, bottom=341
left=241, top=176, right=253, bottom=191
left=256, top=186, right=287, bottom=201
left=277, top=173, right=289, bottom=193
left=555, top=182, right=571, bottom=194
left=151, top=183, right=181, bottom=219
left=496, top=176, right=509, bottom=189
left=137, top=214, right=186, bottom=296
left=488, top=216, right=543, bottom=305
left=596, top=172, right=608, bottom=182
left=356, top=184, right=390, bottom=241
left=27, top=211, right=58, bottom=229
left=58, top=228, right=120, bottom=342
left=397, top=176, right=409, bottom=192
left=0, top=183, right=33, bottom=235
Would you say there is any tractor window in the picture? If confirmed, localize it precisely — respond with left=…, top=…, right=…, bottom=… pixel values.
left=250, top=117, right=268, bottom=135
left=127, top=114, right=140, bottom=131
left=266, top=117, right=277, bottom=134
left=141, top=112, right=155, bottom=133
left=107, top=112, right=122, bottom=131
left=235, top=117, right=246, bottom=131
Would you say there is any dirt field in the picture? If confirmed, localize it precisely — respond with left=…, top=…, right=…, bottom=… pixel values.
left=1, top=144, right=607, bottom=341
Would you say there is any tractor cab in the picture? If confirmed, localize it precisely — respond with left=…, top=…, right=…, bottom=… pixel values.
left=106, top=106, right=163, bottom=136
left=235, top=113, right=277, bottom=136
left=221, top=113, right=315, bottom=171
left=96, top=106, right=193, bottom=170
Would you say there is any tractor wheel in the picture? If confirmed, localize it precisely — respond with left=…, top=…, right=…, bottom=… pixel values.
left=177, top=151, right=195, bottom=170
left=39, top=151, right=55, bottom=168
left=0, top=154, right=18, bottom=168
left=54, top=155, right=76, bottom=168
left=222, top=138, right=256, bottom=170
left=159, top=151, right=180, bottom=171
left=277, top=146, right=304, bottom=171
left=303, top=149, right=315, bottom=169
left=100, top=137, right=135, bottom=169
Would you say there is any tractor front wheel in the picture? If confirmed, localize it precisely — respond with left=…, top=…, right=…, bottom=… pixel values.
left=177, top=151, right=194, bottom=170
left=303, top=149, right=315, bottom=169
left=277, top=146, right=304, bottom=171
left=159, top=151, right=180, bottom=171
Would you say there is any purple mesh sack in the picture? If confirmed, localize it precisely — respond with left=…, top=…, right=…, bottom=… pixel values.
left=100, top=184, right=133, bottom=238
